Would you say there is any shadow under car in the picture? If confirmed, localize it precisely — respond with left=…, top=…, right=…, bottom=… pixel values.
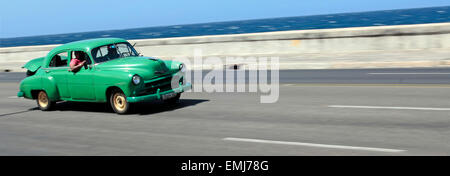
left=51, top=99, right=209, bottom=115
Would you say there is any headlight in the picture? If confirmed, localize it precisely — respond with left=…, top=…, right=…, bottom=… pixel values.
left=132, top=75, right=141, bottom=85
left=179, top=64, right=186, bottom=72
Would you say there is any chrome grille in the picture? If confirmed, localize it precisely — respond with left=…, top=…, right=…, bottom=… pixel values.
left=140, top=75, right=180, bottom=95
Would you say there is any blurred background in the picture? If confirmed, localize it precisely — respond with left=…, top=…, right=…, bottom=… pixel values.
left=1, top=0, right=450, bottom=156
left=0, top=0, right=449, bottom=71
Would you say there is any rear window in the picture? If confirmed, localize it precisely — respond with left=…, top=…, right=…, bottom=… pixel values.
left=49, top=52, right=68, bottom=67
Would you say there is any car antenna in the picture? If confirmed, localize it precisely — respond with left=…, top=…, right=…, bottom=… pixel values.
left=132, top=42, right=143, bottom=56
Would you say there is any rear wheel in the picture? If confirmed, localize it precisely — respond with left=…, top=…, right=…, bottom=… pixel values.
left=110, top=89, right=131, bottom=114
left=36, top=91, right=54, bottom=111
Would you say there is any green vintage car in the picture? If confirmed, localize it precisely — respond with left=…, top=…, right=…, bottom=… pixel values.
left=17, top=38, right=191, bottom=114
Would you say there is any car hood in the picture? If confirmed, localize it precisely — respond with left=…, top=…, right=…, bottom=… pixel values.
left=95, top=56, right=172, bottom=79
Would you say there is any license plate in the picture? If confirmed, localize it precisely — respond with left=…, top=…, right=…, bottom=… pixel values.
left=161, top=92, right=177, bottom=100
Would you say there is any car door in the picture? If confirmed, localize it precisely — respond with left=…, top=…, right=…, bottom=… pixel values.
left=44, top=51, right=70, bottom=98
left=67, top=50, right=96, bottom=100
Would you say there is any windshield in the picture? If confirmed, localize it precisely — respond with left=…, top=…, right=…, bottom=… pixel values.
left=91, top=42, right=139, bottom=63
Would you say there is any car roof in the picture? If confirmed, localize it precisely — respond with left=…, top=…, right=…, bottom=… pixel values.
left=47, top=38, right=128, bottom=57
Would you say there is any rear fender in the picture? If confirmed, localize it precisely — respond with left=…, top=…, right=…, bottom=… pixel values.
left=41, top=75, right=60, bottom=101
left=19, top=75, right=42, bottom=99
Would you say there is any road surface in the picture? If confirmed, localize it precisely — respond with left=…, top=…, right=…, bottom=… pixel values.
left=0, top=68, right=449, bottom=155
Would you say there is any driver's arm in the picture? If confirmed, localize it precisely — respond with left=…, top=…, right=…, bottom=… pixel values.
left=70, top=60, right=86, bottom=72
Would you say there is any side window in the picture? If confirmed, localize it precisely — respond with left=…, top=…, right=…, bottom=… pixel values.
left=71, top=51, right=92, bottom=65
left=92, top=46, right=109, bottom=63
left=49, top=52, right=68, bottom=67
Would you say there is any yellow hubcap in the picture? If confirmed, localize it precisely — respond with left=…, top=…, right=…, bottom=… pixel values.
left=113, top=93, right=126, bottom=111
left=38, top=92, right=48, bottom=108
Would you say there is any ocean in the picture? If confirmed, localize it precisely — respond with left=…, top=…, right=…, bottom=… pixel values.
left=0, top=6, right=449, bottom=48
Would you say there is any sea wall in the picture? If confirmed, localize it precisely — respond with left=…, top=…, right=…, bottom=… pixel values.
left=1, top=22, right=449, bottom=71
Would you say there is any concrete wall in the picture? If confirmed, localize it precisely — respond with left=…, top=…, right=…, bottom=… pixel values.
left=1, top=23, right=449, bottom=71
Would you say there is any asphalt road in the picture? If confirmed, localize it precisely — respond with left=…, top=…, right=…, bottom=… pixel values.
left=0, top=68, right=449, bottom=155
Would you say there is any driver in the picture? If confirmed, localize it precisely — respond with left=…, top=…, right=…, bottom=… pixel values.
left=106, top=45, right=120, bottom=59
left=69, top=51, right=86, bottom=72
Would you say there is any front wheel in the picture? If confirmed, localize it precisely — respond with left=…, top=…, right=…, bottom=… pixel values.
left=36, top=91, right=54, bottom=111
left=110, top=89, right=131, bottom=114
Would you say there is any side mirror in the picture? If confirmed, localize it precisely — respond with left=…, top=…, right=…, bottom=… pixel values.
left=84, top=64, right=94, bottom=69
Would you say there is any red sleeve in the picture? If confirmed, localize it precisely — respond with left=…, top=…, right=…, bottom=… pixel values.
left=70, top=58, right=81, bottom=67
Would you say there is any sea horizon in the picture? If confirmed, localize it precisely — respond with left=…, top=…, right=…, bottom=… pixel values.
left=1, top=5, right=449, bottom=47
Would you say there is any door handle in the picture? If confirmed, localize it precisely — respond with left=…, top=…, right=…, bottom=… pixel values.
left=45, top=70, right=50, bottom=73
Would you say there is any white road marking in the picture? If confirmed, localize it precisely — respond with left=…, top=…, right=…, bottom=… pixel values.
left=223, top=137, right=405, bottom=153
left=7, top=96, right=23, bottom=99
left=368, top=72, right=450, bottom=75
left=328, top=105, right=450, bottom=111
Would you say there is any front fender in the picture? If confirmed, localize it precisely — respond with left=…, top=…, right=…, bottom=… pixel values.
left=93, top=70, right=136, bottom=102
left=163, top=60, right=183, bottom=74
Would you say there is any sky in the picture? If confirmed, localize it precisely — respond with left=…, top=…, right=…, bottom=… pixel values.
left=0, top=0, right=449, bottom=38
